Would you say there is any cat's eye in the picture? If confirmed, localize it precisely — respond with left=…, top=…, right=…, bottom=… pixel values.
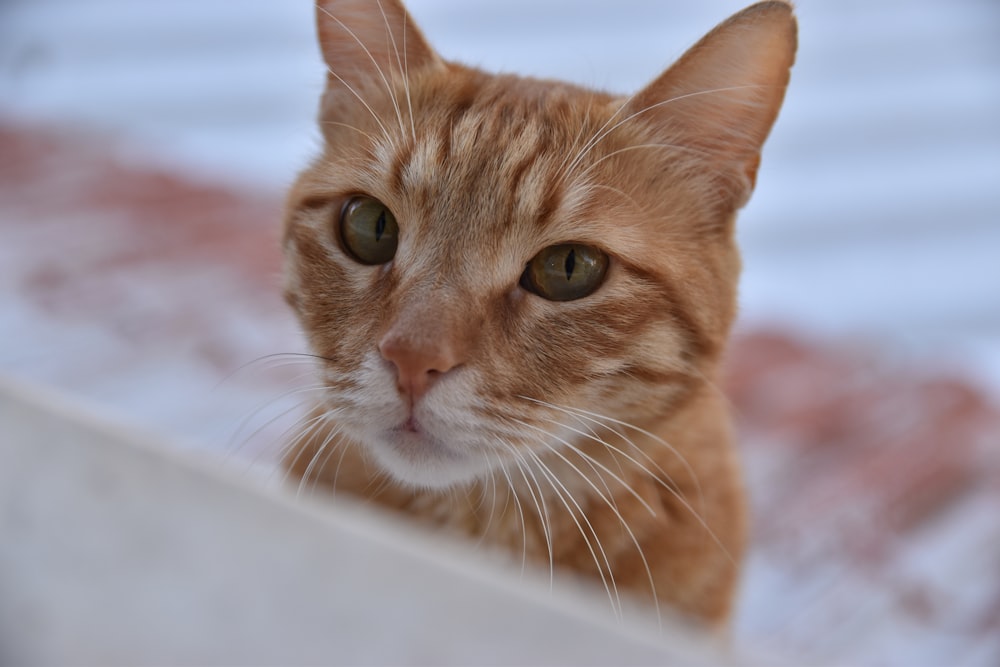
left=520, top=244, right=609, bottom=302
left=339, top=196, right=399, bottom=265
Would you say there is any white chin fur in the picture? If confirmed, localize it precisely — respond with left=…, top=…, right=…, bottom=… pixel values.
left=367, top=435, right=488, bottom=490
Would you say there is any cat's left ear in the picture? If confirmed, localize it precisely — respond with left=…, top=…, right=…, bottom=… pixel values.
left=315, top=0, right=442, bottom=116
left=625, top=1, right=797, bottom=209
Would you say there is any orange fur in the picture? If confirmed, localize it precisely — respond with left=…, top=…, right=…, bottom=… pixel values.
left=282, top=0, right=796, bottom=625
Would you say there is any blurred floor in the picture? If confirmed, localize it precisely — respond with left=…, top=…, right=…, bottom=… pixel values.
left=2, top=123, right=998, bottom=665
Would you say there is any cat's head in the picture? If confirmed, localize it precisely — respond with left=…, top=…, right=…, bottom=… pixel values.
left=284, top=0, right=796, bottom=488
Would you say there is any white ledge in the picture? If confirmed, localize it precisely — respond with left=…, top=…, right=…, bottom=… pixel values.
left=0, top=376, right=740, bottom=665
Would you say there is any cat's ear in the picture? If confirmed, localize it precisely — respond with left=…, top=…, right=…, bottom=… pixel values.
left=315, top=0, right=442, bottom=113
left=625, top=1, right=797, bottom=209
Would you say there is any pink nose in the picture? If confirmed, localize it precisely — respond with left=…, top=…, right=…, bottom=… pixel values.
left=378, top=331, right=463, bottom=403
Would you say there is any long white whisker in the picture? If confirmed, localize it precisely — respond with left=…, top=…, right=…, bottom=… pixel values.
left=328, top=436, right=356, bottom=495
left=306, top=427, right=350, bottom=496
left=375, top=0, right=417, bottom=143
left=493, top=448, right=529, bottom=575
left=521, top=395, right=704, bottom=510
left=298, top=423, right=345, bottom=498
left=554, top=118, right=599, bottom=184
left=214, top=352, right=327, bottom=390
left=567, top=406, right=707, bottom=522
left=520, top=444, right=623, bottom=620
left=318, top=5, right=406, bottom=138
left=239, top=401, right=330, bottom=479
left=564, top=84, right=764, bottom=181
left=587, top=183, right=644, bottom=213
left=560, top=92, right=638, bottom=183
left=574, top=142, right=715, bottom=184
left=319, top=120, right=380, bottom=144
left=512, top=418, right=657, bottom=518
left=535, top=414, right=675, bottom=497
left=226, top=381, right=328, bottom=459
left=276, top=411, right=337, bottom=487
left=549, top=408, right=729, bottom=564
left=502, top=444, right=555, bottom=589
left=471, top=452, right=501, bottom=549
left=527, top=425, right=664, bottom=627
left=323, top=64, right=393, bottom=145
left=521, top=398, right=683, bottom=497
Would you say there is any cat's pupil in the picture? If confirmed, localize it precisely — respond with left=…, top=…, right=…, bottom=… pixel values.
left=375, top=211, right=386, bottom=242
left=564, top=248, right=576, bottom=281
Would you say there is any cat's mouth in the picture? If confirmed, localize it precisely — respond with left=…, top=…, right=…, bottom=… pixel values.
left=385, top=417, right=451, bottom=456
left=401, top=416, right=420, bottom=434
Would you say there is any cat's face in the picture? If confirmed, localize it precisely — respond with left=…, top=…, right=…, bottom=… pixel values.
left=284, top=0, right=795, bottom=488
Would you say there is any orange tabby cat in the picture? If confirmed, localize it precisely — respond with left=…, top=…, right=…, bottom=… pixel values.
left=282, top=0, right=796, bottom=625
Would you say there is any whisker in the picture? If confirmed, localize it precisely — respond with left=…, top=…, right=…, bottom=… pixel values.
left=235, top=400, right=327, bottom=480
left=525, top=426, right=663, bottom=627
left=535, top=413, right=676, bottom=500
left=374, top=0, right=417, bottom=143
left=512, top=417, right=657, bottom=518
left=503, top=444, right=556, bottom=589
left=520, top=398, right=683, bottom=497
left=364, top=467, right=395, bottom=499
left=317, top=5, right=406, bottom=139
left=276, top=410, right=337, bottom=487
left=560, top=92, right=638, bottom=183
left=567, top=406, right=708, bottom=522
left=554, top=118, right=598, bottom=185
left=298, top=422, right=345, bottom=498
left=212, top=351, right=328, bottom=396
left=225, top=381, right=329, bottom=463
left=586, top=183, right=644, bottom=213
left=521, top=395, right=704, bottom=511
left=492, top=447, right=529, bottom=575
left=574, top=142, right=715, bottom=184
left=520, top=443, right=623, bottom=621
left=319, top=120, right=380, bottom=144
left=515, top=397, right=734, bottom=566
left=471, top=452, right=501, bottom=549
left=306, top=426, right=350, bottom=497
left=328, top=436, right=356, bottom=495
left=564, top=84, right=765, bottom=182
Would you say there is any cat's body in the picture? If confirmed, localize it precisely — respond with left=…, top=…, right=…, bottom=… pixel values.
left=282, top=0, right=796, bottom=625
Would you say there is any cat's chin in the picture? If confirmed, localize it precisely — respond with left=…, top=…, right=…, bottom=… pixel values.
left=366, top=428, right=487, bottom=490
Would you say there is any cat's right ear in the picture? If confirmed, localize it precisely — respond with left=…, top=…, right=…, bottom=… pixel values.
left=315, top=0, right=442, bottom=115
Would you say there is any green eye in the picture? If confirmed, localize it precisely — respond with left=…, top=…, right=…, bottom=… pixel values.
left=520, top=244, right=609, bottom=301
left=339, top=196, right=399, bottom=265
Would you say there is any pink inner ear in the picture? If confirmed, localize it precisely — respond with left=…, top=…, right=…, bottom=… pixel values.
left=315, top=0, right=441, bottom=93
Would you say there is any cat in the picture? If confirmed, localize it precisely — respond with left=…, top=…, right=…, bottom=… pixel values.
left=281, top=0, right=796, bottom=626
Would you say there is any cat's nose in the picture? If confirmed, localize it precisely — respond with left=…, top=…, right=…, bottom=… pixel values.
left=378, top=331, right=463, bottom=404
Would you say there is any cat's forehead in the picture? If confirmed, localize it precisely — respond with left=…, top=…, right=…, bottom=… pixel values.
left=401, top=79, right=588, bottom=213
left=370, top=75, right=644, bottom=249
